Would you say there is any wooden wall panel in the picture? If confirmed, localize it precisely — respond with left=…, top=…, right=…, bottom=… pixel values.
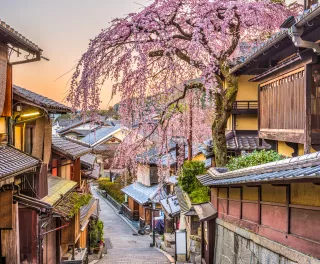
left=61, top=218, right=75, bottom=245
left=211, top=188, right=218, bottom=209
left=1, top=203, right=19, bottom=264
left=139, top=204, right=145, bottom=220
left=128, top=197, right=134, bottom=211
left=261, top=204, right=287, bottom=232
left=19, top=208, right=38, bottom=263
left=72, top=158, right=81, bottom=184
left=43, top=218, right=57, bottom=264
left=243, top=186, right=258, bottom=201
left=229, top=201, right=241, bottom=218
left=218, top=199, right=227, bottom=214
left=290, top=208, right=320, bottom=242
left=218, top=188, right=228, bottom=198
left=291, top=183, right=320, bottom=206
left=229, top=188, right=240, bottom=200
left=260, top=70, right=305, bottom=130
left=0, top=190, right=13, bottom=229
left=242, top=202, right=259, bottom=223
left=261, top=184, right=286, bottom=203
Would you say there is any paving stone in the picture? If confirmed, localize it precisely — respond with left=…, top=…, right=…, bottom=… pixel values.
left=91, top=187, right=171, bottom=264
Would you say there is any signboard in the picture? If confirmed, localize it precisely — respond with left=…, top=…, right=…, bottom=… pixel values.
left=175, top=229, right=187, bottom=261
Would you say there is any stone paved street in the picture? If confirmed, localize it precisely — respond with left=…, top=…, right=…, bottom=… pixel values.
left=92, top=187, right=171, bottom=264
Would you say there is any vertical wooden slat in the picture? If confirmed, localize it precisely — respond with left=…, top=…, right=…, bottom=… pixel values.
left=0, top=190, right=13, bottom=229
left=304, top=65, right=312, bottom=153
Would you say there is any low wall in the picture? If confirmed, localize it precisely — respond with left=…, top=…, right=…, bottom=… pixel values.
left=214, top=219, right=320, bottom=264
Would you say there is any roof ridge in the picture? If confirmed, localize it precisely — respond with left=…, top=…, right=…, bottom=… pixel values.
left=207, top=152, right=320, bottom=180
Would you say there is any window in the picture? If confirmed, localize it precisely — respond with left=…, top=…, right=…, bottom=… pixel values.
left=24, top=126, right=33, bottom=155
left=14, top=125, right=24, bottom=150
left=0, top=117, right=8, bottom=144
left=150, top=166, right=159, bottom=184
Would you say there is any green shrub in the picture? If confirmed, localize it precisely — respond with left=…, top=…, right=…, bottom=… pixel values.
left=226, top=150, right=283, bottom=171
left=97, top=177, right=125, bottom=203
left=178, top=161, right=208, bottom=203
left=189, top=186, right=210, bottom=203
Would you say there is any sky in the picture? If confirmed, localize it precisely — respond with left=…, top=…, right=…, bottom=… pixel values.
left=1, top=0, right=142, bottom=109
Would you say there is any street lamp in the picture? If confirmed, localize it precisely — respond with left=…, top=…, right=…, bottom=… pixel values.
left=150, top=201, right=156, bottom=247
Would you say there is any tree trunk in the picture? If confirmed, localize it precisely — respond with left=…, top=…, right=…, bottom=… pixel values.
left=212, top=65, right=238, bottom=167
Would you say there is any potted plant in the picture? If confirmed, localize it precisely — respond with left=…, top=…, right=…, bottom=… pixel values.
left=89, top=221, right=99, bottom=254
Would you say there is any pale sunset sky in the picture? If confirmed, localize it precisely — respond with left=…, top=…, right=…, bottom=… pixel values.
left=1, top=0, right=142, bottom=108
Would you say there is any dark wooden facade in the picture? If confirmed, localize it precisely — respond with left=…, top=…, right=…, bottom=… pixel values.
left=257, top=58, right=320, bottom=151
left=210, top=182, right=320, bottom=259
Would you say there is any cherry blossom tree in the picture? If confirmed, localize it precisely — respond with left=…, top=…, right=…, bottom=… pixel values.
left=68, top=0, right=297, bottom=168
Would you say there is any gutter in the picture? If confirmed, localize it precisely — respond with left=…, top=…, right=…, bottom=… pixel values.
left=295, top=4, right=320, bottom=28
left=288, top=25, right=320, bottom=54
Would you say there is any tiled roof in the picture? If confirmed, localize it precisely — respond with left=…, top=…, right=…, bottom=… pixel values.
left=121, top=182, right=167, bottom=204
left=13, top=85, right=71, bottom=113
left=80, top=153, right=97, bottom=168
left=0, top=19, right=42, bottom=54
left=52, top=135, right=91, bottom=159
left=230, top=4, right=320, bottom=74
left=197, top=152, right=320, bottom=186
left=41, top=175, right=77, bottom=206
left=175, top=186, right=190, bottom=214
left=166, top=176, right=178, bottom=185
left=160, top=196, right=180, bottom=218
left=193, top=203, right=217, bottom=222
left=14, top=193, right=52, bottom=213
left=57, top=118, right=92, bottom=133
left=0, top=145, right=40, bottom=180
left=80, top=197, right=98, bottom=228
left=200, top=132, right=271, bottom=154
left=80, top=125, right=121, bottom=146
left=82, top=164, right=101, bottom=180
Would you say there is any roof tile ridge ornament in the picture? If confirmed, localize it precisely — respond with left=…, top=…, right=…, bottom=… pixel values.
left=207, top=151, right=320, bottom=180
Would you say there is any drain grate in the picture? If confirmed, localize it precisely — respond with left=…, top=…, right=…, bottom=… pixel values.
left=104, top=237, right=113, bottom=249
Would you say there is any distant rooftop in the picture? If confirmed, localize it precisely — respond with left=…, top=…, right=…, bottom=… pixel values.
left=52, top=135, right=91, bottom=159
left=81, top=125, right=122, bottom=146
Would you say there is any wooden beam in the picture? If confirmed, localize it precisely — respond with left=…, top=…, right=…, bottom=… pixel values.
left=259, top=130, right=304, bottom=144
left=304, top=64, right=312, bottom=154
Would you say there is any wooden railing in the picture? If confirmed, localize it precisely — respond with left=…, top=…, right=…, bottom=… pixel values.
left=122, top=203, right=139, bottom=221
left=232, top=100, right=258, bottom=110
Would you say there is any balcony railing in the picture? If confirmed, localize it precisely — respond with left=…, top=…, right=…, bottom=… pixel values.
left=122, top=203, right=139, bottom=221
left=232, top=101, right=258, bottom=114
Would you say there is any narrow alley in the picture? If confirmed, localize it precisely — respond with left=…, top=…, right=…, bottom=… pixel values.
left=91, top=188, right=171, bottom=264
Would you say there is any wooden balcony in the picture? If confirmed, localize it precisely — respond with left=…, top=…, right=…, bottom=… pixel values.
left=232, top=101, right=258, bottom=115
left=122, top=203, right=139, bottom=221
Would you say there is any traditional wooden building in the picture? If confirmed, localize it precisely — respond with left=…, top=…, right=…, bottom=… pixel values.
left=198, top=152, right=320, bottom=263
left=231, top=5, right=320, bottom=157
left=79, top=125, right=124, bottom=170
left=121, top=181, right=167, bottom=228
left=51, top=135, right=92, bottom=190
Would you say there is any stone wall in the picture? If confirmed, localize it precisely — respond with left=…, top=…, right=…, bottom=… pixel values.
left=214, top=219, right=320, bottom=264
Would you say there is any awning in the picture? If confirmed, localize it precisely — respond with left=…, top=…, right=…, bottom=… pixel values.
left=14, top=193, right=52, bottom=213
left=160, top=196, right=180, bottom=218
left=80, top=198, right=98, bottom=230
left=41, top=176, right=77, bottom=206
left=193, top=203, right=217, bottom=222
left=121, top=182, right=167, bottom=204
left=0, top=145, right=40, bottom=181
